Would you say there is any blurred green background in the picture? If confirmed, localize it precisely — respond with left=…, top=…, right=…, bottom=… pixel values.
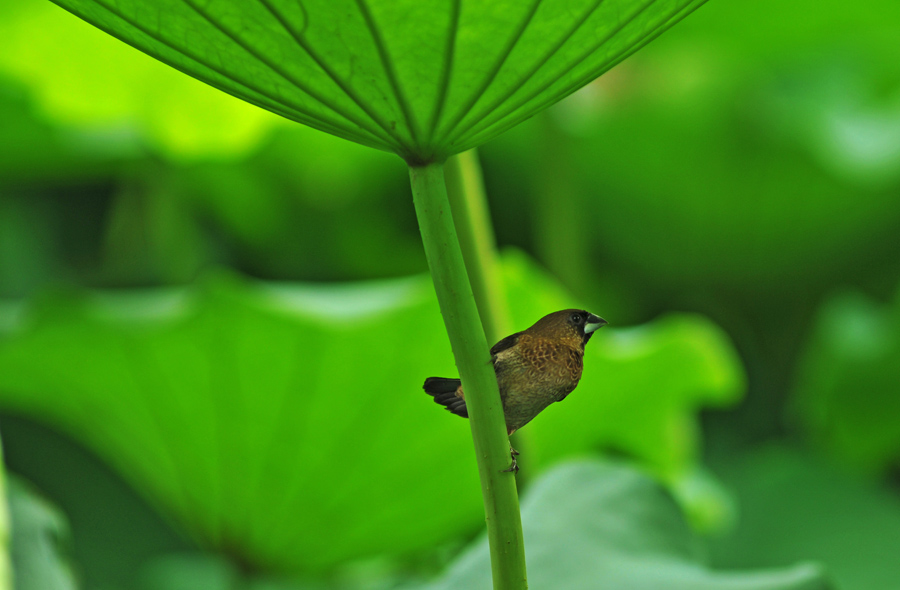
left=1, top=0, right=899, bottom=589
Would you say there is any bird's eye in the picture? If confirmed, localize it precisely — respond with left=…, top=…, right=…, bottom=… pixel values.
left=570, top=313, right=583, bottom=325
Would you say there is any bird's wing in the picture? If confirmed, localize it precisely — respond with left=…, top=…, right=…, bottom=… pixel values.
left=490, top=331, right=523, bottom=357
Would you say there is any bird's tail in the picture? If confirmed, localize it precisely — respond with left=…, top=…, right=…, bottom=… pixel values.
left=423, top=377, right=468, bottom=418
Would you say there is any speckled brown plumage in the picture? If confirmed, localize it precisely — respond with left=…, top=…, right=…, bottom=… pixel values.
left=423, top=309, right=607, bottom=436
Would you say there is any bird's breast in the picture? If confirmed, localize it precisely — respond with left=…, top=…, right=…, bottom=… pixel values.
left=495, top=340, right=584, bottom=432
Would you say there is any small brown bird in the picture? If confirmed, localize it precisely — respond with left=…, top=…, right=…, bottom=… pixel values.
left=423, top=309, right=607, bottom=472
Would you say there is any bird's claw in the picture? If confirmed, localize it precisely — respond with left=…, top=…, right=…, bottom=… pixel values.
left=501, top=445, right=520, bottom=473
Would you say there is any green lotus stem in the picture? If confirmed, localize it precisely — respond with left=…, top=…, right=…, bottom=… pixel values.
left=443, top=149, right=512, bottom=345
left=409, top=163, right=527, bottom=590
left=443, top=150, right=531, bottom=475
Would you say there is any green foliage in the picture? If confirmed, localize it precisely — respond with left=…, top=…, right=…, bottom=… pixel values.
left=1, top=0, right=896, bottom=586
left=6, top=477, right=76, bottom=590
left=0, top=0, right=282, bottom=158
left=710, top=447, right=900, bottom=590
left=49, top=0, right=706, bottom=162
left=0, top=449, right=9, bottom=590
left=0, top=273, right=473, bottom=573
left=137, top=554, right=319, bottom=590
left=791, top=290, right=900, bottom=474
left=487, top=0, right=900, bottom=293
left=139, top=555, right=236, bottom=590
left=418, top=460, right=831, bottom=590
left=0, top=253, right=742, bottom=574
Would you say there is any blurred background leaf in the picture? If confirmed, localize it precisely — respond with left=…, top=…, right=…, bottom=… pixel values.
left=0, top=272, right=475, bottom=573
left=709, top=446, right=900, bottom=590
left=0, top=414, right=194, bottom=590
left=6, top=476, right=78, bottom=590
left=0, top=0, right=283, bottom=159
left=484, top=0, right=900, bottom=297
left=0, top=444, right=10, bottom=590
left=420, top=461, right=830, bottom=590
left=790, top=289, right=900, bottom=475
left=0, top=253, right=742, bottom=577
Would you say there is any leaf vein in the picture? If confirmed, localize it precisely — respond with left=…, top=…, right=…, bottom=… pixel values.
left=459, top=0, right=705, bottom=150
left=427, top=0, right=461, bottom=147
left=81, top=0, right=392, bottom=149
left=181, top=0, right=402, bottom=151
left=256, top=0, right=407, bottom=151
left=445, top=0, right=608, bottom=149
left=433, top=0, right=543, bottom=148
left=354, top=0, right=422, bottom=156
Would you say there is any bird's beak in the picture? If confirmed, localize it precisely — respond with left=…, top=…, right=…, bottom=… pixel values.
left=584, top=314, right=608, bottom=334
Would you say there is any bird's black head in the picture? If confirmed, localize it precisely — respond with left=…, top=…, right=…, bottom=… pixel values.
left=566, top=310, right=608, bottom=346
